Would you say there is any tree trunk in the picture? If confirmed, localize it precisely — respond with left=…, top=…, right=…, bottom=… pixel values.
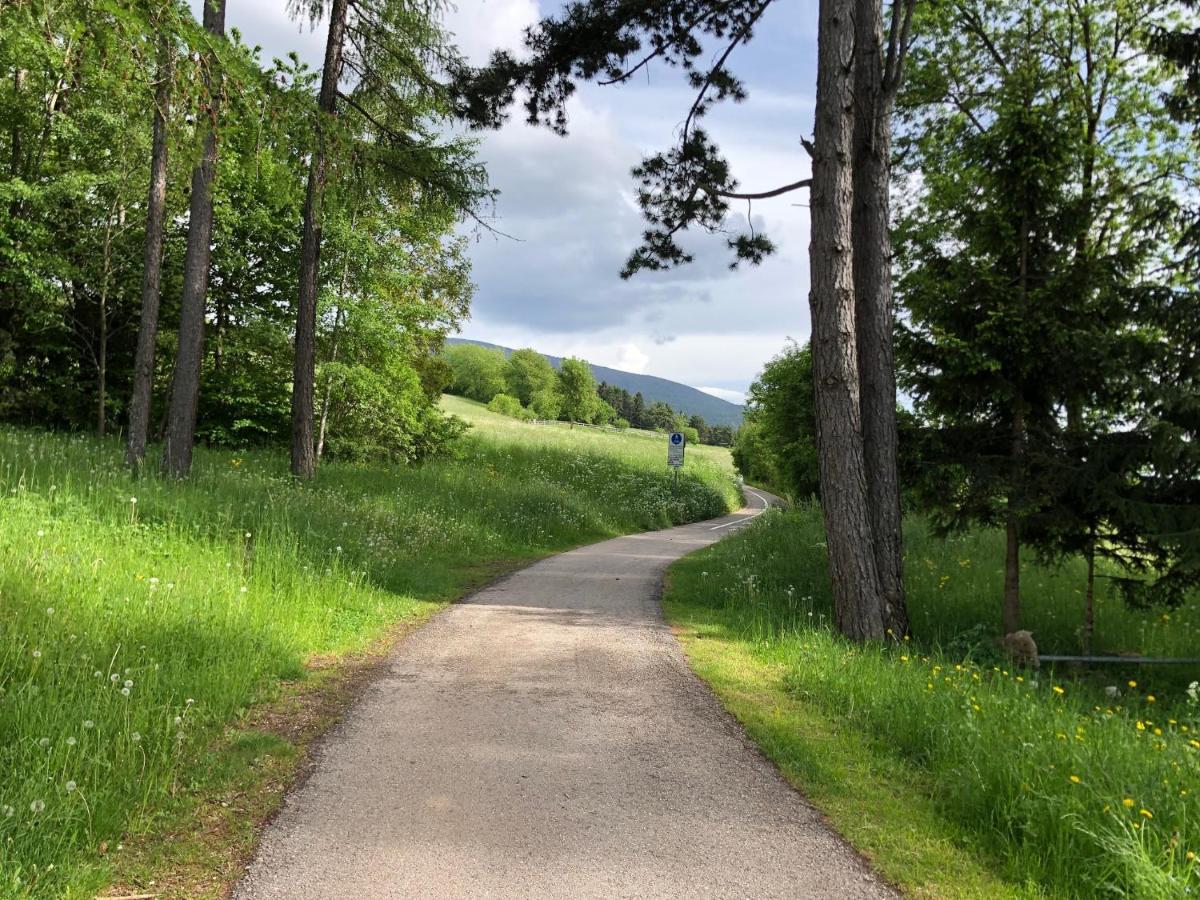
left=1003, top=511, right=1021, bottom=634
left=1083, top=535, right=1096, bottom=654
left=126, top=36, right=173, bottom=472
left=316, top=305, right=344, bottom=460
left=162, top=0, right=226, bottom=478
left=291, top=0, right=349, bottom=480
left=9, top=69, right=23, bottom=178
left=1003, top=402, right=1026, bottom=634
left=809, top=0, right=887, bottom=642
left=852, top=0, right=907, bottom=637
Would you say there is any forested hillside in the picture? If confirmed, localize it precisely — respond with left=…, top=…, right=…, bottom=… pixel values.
left=446, top=338, right=745, bottom=428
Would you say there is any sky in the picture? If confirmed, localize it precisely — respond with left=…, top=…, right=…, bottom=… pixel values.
left=199, top=1, right=819, bottom=404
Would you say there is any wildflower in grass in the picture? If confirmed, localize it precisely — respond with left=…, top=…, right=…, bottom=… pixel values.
left=131, top=732, right=141, bottom=742
left=130, top=497, right=137, bottom=504
left=110, top=673, right=119, bottom=683
left=120, top=687, right=130, bottom=696
left=1188, top=851, right=1196, bottom=861
left=1188, top=681, right=1199, bottom=703
left=2, top=805, right=12, bottom=818
left=83, top=720, right=93, bottom=729
left=93, top=670, right=101, bottom=678
left=29, top=800, right=44, bottom=814
left=1052, top=685, right=1065, bottom=695
left=38, top=737, right=48, bottom=748
left=1147, top=694, right=1156, bottom=703
left=123, top=680, right=133, bottom=689
left=1105, top=685, right=1119, bottom=698
left=1124, top=797, right=1135, bottom=808
left=65, top=781, right=76, bottom=793
left=32, top=649, right=41, bottom=659
left=1069, top=775, right=1081, bottom=784
left=45, top=607, right=53, bottom=615
left=66, top=737, right=75, bottom=747
left=1129, top=680, right=1138, bottom=688
left=1140, top=809, right=1153, bottom=819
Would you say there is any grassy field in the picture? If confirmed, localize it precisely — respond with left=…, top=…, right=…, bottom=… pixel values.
left=0, top=397, right=738, bottom=897
left=665, top=506, right=1200, bottom=898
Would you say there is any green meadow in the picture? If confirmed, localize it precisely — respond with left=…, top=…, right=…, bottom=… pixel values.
left=0, top=398, right=738, bottom=897
left=665, top=506, right=1200, bottom=898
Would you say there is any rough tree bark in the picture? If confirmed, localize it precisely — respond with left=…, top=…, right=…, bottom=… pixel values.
left=126, top=36, right=173, bottom=472
left=809, top=0, right=888, bottom=641
left=162, top=0, right=226, bottom=478
left=291, top=0, right=349, bottom=479
left=852, top=0, right=908, bottom=637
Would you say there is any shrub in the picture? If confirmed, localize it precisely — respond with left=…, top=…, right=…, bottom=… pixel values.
left=487, top=393, right=525, bottom=419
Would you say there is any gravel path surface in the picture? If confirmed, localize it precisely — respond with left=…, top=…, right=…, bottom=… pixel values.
left=235, top=490, right=895, bottom=899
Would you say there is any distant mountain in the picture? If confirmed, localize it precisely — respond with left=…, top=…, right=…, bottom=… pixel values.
left=446, top=338, right=745, bottom=428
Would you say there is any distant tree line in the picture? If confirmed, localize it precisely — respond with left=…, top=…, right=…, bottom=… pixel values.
left=441, top=344, right=733, bottom=445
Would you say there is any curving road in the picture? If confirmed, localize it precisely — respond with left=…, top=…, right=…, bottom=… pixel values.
left=235, top=487, right=893, bottom=899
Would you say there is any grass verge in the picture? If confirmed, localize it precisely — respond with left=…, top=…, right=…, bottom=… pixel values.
left=0, top=398, right=737, bottom=897
left=663, top=507, right=1199, bottom=899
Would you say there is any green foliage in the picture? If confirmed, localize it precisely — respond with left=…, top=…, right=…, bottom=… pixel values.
left=0, top=0, right=480, bottom=467
left=443, top=343, right=507, bottom=403
left=731, top=342, right=819, bottom=500
left=529, top=387, right=562, bottom=420
left=556, top=356, right=597, bottom=423
left=0, top=402, right=737, bottom=895
left=665, top=509, right=1200, bottom=897
left=896, top=0, right=1200, bottom=613
left=681, top=425, right=699, bottom=445
left=486, top=392, right=529, bottom=420
left=504, top=348, right=557, bottom=405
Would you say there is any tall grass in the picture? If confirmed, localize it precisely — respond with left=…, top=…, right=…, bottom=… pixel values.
left=0, top=399, right=738, bottom=896
left=666, top=506, right=1200, bottom=896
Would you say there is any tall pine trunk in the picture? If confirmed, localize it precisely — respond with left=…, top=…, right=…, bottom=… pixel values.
left=291, top=0, right=349, bottom=479
left=162, top=0, right=226, bottom=478
left=126, top=36, right=173, bottom=471
left=852, top=0, right=907, bottom=637
left=809, top=0, right=887, bottom=642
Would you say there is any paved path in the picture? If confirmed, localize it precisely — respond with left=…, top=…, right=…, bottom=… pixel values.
left=235, top=490, right=894, bottom=899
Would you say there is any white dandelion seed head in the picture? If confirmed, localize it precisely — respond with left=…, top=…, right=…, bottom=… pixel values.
left=93, top=671, right=102, bottom=678
left=66, top=737, right=76, bottom=747
left=2, top=804, right=13, bottom=817
left=37, top=530, right=45, bottom=538
left=110, top=674, right=119, bottom=683
left=45, top=607, right=53, bottom=615
left=32, top=650, right=41, bottom=659
left=173, top=716, right=182, bottom=726
left=120, top=687, right=130, bottom=697
left=38, top=737, right=49, bottom=748
left=129, top=497, right=137, bottom=504
left=239, top=586, right=248, bottom=594
left=131, top=732, right=141, bottom=742
left=186, top=698, right=194, bottom=706
left=65, top=781, right=76, bottom=793
left=29, top=799, right=44, bottom=814
left=123, top=680, right=133, bottom=689
left=83, top=720, right=94, bottom=729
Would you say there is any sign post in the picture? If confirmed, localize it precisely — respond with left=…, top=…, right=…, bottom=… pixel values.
left=668, top=431, right=685, bottom=493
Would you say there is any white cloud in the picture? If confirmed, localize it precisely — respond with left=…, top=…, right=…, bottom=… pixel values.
left=188, top=0, right=819, bottom=396
left=700, top=386, right=748, bottom=404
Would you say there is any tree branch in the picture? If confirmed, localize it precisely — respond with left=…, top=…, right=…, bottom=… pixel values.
left=711, top=177, right=811, bottom=200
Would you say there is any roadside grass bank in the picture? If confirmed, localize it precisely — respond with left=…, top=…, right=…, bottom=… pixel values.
left=664, top=506, right=1200, bottom=898
left=0, top=400, right=737, bottom=897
